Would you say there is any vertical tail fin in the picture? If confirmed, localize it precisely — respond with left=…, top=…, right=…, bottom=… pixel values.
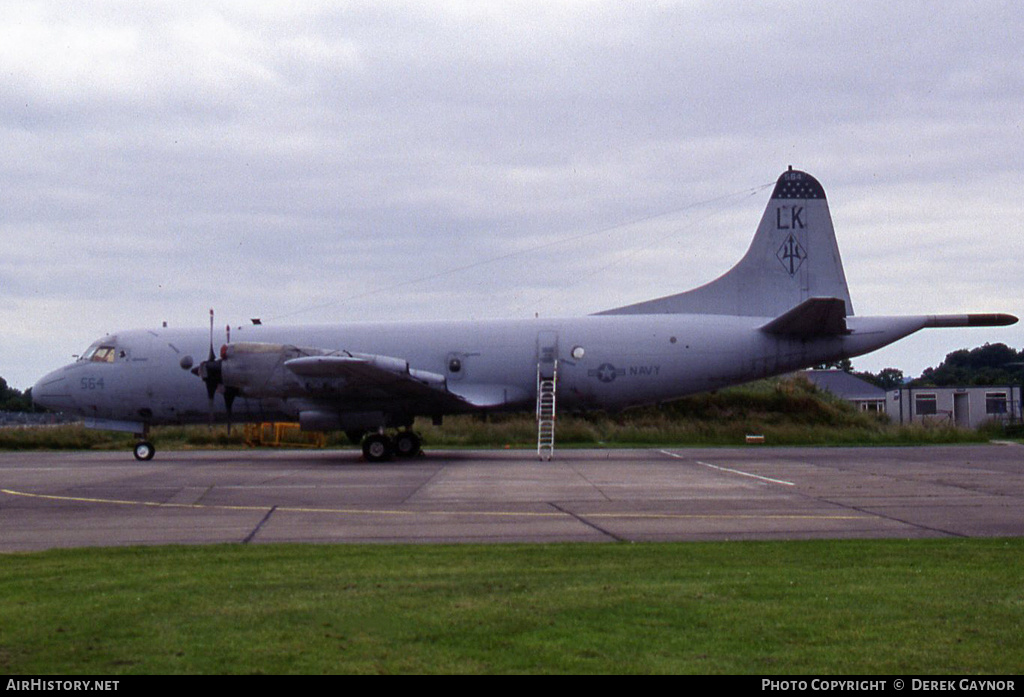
left=598, top=168, right=854, bottom=317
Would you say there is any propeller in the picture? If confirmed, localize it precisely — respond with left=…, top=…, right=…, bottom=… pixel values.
left=193, top=309, right=238, bottom=431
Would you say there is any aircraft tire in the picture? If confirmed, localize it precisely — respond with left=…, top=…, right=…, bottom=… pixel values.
left=362, top=433, right=393, bottom=462
left=393, top=431, right=422, bottom=458
left=134, top=441, right=156, bottom=461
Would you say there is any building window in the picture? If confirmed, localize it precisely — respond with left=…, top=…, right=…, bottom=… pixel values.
left=986, top=392, right=1008, bottom=415
left=915, top=393, right=937, bottom=416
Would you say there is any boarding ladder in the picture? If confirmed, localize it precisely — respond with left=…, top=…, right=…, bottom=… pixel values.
left=536, top=360, right=558, bottom=460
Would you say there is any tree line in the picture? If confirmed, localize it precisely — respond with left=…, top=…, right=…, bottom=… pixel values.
left=844, top=343, right=1024, bottom=389
left=0, top=379, right=34, bottom=412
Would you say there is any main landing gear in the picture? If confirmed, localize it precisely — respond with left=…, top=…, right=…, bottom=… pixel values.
left=361, top=431, right=422, bottom=462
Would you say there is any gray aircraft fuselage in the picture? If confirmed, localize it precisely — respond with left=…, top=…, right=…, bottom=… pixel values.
left=36, top=313, right=941, bottom=426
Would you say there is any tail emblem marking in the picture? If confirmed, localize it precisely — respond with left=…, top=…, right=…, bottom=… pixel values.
left=777, top=234, right=807, bottom=275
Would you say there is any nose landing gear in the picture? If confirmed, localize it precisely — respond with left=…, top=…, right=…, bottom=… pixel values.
left=133, top=440, right=156, bottom=461
left=130, top=423, right=156, bottom=461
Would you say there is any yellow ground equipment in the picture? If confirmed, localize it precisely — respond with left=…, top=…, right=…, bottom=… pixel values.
left=244, top=423, right=326, bottom=449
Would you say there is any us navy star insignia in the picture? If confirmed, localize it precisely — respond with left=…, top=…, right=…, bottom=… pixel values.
left=588, top=363, right=624, bottom=383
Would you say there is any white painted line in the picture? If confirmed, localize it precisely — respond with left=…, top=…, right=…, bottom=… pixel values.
left=658, top=450, right=796, bottom=486
left=696, top=461, right=796, bottom=486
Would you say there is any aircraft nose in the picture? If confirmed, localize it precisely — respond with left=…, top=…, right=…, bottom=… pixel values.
left=32, top=367, right=78, bottom=412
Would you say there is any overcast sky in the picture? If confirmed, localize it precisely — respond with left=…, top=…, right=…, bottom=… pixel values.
left=3, top=1, right=1022, bottom=390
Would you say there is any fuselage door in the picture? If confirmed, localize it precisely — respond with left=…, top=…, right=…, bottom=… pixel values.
left=537, top=330, right=559, bottom=379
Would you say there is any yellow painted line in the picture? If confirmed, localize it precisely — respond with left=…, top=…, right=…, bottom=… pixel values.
left=1, top=488, right=871, bottom=521
left=1, top=488, right=550, bottom=518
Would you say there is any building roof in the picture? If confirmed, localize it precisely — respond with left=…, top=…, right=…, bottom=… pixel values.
left=799, top=370, right=887, bottom=400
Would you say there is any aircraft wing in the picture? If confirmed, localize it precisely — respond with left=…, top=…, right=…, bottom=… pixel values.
left=218, top=342, right=525, bottom=411
left=285, top=354, right=447, bottom=397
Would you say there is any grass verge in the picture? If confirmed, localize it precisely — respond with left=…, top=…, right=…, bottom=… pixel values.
left=2, top=539, right=1022, bottom=674
left=0, top=378, right=1001, bottom=451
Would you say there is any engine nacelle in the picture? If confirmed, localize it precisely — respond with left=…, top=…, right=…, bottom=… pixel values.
left=220, top=343, right=333, bottom=398
left=218, top=342, right=447, bottom=399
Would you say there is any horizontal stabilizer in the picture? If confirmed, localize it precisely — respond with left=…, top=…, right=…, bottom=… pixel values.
left=760, top=297, right=849, bottom=338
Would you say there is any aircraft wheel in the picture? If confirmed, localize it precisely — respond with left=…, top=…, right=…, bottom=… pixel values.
left=362, top=433, right=393, bottom=462
left=134, top=441, right=156, bottom=461
left=393, top=431, right=422, bottom=458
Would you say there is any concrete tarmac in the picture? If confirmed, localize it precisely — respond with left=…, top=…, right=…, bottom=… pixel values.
left=1, top=444, right=1022, bottom=551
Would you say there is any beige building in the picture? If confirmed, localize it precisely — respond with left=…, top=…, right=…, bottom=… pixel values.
left=887, top=385, right=1022, bottom=428
left=801, top=371, right=1022, bottom=429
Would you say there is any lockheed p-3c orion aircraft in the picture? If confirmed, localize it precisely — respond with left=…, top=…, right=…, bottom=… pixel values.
left=32, top=168, right=1017, bottom=461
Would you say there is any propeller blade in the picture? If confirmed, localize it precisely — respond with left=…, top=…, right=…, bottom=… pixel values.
left=197, top=309, right=238, bottom=433
left=208, top=308, right=216, bottom=362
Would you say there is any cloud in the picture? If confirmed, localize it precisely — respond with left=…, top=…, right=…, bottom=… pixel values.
left=2, top=1, right=1022, bottom=388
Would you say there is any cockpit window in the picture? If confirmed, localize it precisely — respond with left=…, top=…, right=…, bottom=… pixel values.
left=82, top=345, right=117, bottom=363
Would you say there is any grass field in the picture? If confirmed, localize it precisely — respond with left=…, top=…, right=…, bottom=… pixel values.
left=2, top=539, right=1022, bottom=674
